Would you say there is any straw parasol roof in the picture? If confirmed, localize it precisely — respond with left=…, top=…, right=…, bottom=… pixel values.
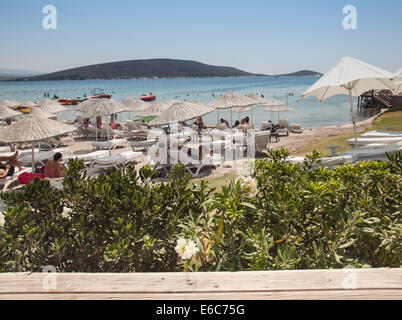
left=122, top=98, right=149, bottom=112
left=136, top=100, right=176, bottom=117
left=77, top=98, right=128, bottom=117
left=149, top=101, right=214, bottom=126
left=27, top=107, right=55, bottom=118
left=38, top=99, right=69, bottom=113
left=0, top=105, right=21, bottom=118
left=18, top=100, right=38, bottom=107
left=232, top=106, right=252, bottom=113
left=246, top=93, right=274, bottom=106
left=264, top=105, right=294, bottom=112
left=207, top=91, right=258, bottom=109
left=0, top=115, right=76, bottom=143
left=0, top=99, right=19, bottom=107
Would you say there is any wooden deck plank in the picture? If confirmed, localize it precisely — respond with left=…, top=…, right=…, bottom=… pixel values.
left=1, top=290, right=402, bottom=300
left=0, top=269, right=400, bottom=299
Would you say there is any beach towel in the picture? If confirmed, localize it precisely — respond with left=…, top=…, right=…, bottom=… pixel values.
left=18, top=172, right=46, bottom=185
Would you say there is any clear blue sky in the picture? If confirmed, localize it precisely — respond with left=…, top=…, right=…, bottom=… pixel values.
left=0, top=0, right=401, bottom=74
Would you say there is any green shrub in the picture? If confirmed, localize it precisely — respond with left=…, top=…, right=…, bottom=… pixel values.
left=0, top=150, right=400, bottom=272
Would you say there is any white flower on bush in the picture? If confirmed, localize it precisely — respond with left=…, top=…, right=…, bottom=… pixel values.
left=175, top=238, right=199, bottom=260
left=236, top=175, right=258, bottom=198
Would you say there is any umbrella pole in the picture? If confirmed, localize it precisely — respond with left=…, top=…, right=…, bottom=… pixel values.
left=31, top=142, right=35, bottom=172
left=251, top=107, right=254, bottom=125
left=230, top=107, right=233, bottom=128
left=107, top=126, right=111, bottom=156
left=348, top=89, right=358, bottom=150
left=217, top=109, right=219, bottom=125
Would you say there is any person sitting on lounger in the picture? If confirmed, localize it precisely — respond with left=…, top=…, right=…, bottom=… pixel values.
left=0, top=151, right=24, bottom=178
left=220, top=118, right=229, bottom=128
left=44, top=153, right=67, bottom=178
left=241, top=116, right=250, bottom=125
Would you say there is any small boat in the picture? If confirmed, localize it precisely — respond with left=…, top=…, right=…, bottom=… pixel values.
left=92, top=94, right=112, bottom=99
left=140, top=94, right=156, bottom=102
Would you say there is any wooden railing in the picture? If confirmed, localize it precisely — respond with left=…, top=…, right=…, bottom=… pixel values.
left=0, top=268, right=401, bottom=300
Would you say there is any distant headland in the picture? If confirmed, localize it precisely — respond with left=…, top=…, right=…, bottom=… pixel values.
left=2, top=59, right=322, bottom=81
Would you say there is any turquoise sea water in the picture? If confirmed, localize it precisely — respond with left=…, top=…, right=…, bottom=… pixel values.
left=0, top=76, right=377, bottom=128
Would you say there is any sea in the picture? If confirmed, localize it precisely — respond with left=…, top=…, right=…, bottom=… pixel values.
left=0, top=76, right=378, bottom=128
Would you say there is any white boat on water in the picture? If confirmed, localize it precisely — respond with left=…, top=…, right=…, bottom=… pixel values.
left=347, top=136, right=402, bottom=146
left=361, top=130, right=402, bottom=138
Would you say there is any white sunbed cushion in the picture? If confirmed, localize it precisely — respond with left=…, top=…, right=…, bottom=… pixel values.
left=92, top=139, right=127, bottom=148
left=94, top=151, right=142, bottom=165
left=67, top=150, right=109, bottom=161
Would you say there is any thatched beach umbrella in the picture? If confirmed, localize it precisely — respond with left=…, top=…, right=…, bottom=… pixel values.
left=81, top=99, right=128, bottom=156
left=264, top=103, right=294, bottom=122
left=135, top=101, right=175, bottom=117
left=27, top=107, right=55, bottom=119
left=301, top=57, right=395, bottom=149
left=0, top=105, right=21, bottom=119
left=122, top=98, right=149, bottom=119
left=0, top=99, right=20, bottom=107
left=149, top=101, right=214, bottom=126
left=0, top=115, right=77, bottom=171
left=18, top=100, right=38, bottom=107
left=38, top=99, right=69, bottom=113
left=207, top=91, right=258, bottom=126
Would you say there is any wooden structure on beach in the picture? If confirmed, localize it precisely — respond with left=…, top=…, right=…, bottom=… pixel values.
left=358, top=90, right=395, bottom=109
left=0, top=268, right=401, bottom=300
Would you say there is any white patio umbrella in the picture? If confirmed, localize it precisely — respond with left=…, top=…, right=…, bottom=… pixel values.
left=393, top=68, right=402, bottom=95
left=38, top=99, right=69, bottom=113
left=81, top=99, right=128, bottom=156
left=0, top=115, right=77, bottom=171
left=207, top=91, right=258, bottom=127
left=301, top=57, right=395, bottom=149
left=149, top=101, right=214, bottom=126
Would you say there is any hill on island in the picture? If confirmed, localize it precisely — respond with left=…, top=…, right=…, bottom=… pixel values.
left=6, top=59, right=322, bottom=81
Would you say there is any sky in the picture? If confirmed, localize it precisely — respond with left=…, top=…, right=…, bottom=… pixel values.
left=0, top=0, right=401, bottom=75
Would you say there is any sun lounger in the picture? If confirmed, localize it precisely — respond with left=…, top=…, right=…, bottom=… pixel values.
left=91, top=139, right=128, bottom=150
left=288, top=155, right=356, bottom=168
left=19, top=148, right=72, bottom=167
left=64, top=150, right=109, bottom=167
left=291, top=124, right=304, bottom=133
left=255, top=131, right=271, bottom=154
left=361, top=130, right=402, bottom=138
left=129, top=139, right=157, bottom=151
left=341, top=143, right=402, bottom=160
left=347, top=136, right=402, bottom=146
left=0, top=167, right=32, bottom=192
left=91, top=151, right=143, bottom=168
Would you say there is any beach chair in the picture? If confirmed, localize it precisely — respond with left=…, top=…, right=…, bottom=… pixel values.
left=91, top=139, right=128, bottom=150
left=64, top=150, right=109, bottom=167
left=255, top=132, right=271, bottom=154
left=347, top=136, right=402, bottom=146
left=129, top=139, right=157, bottom=151
left=341, top=142, right=402, bottom=160
left=260, top=121, right=273, bottom=132
left=276, top=120, right=290, bottom=136
left=291, top=124, right=304, bottom=133
left=0, top=167, right=32, bottom=192
left=288, top=155, right=356, bottom=168
left=361, top=130, right=402, bottom=138
left=216, top=123, right=229, bottom=130
left=91, top=151, right=143, bottom=169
